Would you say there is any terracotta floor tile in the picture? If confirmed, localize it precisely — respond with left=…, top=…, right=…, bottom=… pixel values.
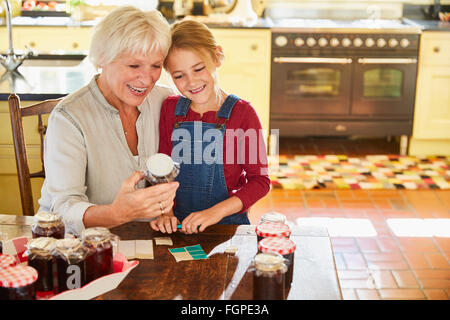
left=414, top=269, right=450, bottom=280
left=397, top=238, right=440, bottom=253
left=372, top=199, right=395, bottom=210
left=424, top=289, right=450, bottom=300
left=337, top=270, right=371, bottom=279
left=342, top=253, right=368, bottom=269
left=356, top=238, right=381, bottom=253
left=341, top=289, right=358, bottom=300
left=364, top=252, right=405, bottom=262
left=377, top=237, right=401, bottom=252
left=339, top=279, right=375, bottom=289
left=356, top=289, right=381, bottom=300
left=418, top=279, right=450, bottom=289
left=379, top=289, right=426, bottom=300
left=424, top=253, right=450, bottom=269
left=434, top=238, right=450, bottom=253
left=404, top=253, right=431, bottom=269
left=370, top=270, right=398, bottom=288
left=392, top=270, right=420, bottom=288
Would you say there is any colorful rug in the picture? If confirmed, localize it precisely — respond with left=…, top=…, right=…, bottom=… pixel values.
left=269, top=155, right=450, bottom=190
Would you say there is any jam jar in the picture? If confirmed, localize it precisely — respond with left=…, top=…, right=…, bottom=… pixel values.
left=25, top=237, right=57, bottom=292
left=258, top=236, right=296, bottom=289
left=252, top=252, right=287, bottom=300
left=0, top=254, right=17, bottom=270
left=255, top=221, right=291, bottom=243
left=82, top=227, right=118, bottom=283
left=144, top=153, right=180, bottom=186
left=0, top=265, right=38, bottom=300
left=53, top=238, right=88, bottom=293
left=32, top=211, right=65, bottom=239
left=259, top=212, right=287, bottom=224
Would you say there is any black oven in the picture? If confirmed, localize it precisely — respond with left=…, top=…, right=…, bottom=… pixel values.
left=270, top=31, right=420, bottom=140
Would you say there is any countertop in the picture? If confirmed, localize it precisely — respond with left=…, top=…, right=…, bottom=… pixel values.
left=403, top=18, right=450, bottom=31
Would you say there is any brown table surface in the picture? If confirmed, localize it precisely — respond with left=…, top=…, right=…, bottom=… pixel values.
left=0, top=214, right=342, bottom=300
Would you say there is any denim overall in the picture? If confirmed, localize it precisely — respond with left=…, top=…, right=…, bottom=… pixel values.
left=171, top=94, right=250, bottom=225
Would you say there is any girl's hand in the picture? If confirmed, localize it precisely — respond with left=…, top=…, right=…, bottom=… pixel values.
left=181, top=209, right=224, bottom=234
left=150, top=211, right=179, bottom=234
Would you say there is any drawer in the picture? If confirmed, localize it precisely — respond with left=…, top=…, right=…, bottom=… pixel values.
left=419, top=32, right=450, bottom=66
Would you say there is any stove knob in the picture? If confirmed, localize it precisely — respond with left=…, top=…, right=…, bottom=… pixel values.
left=274, top=35, right=288, bottom=47
left=342, top=38, right=351, bottom=47
left=330, top=37, right=340, bottom=47
left=353, top=37, right=363, bottom=47
left=306, top=37, right=317, bottom=47
left=365, top=38, right=375, bottom=47
left=377, top=38, right=387, bottom=48
left=388, top=38, right=399, bottom=48
left=318, top=37, right=328, bottom=47
left=294, top=37, right=305, bottom=47
left=400, top=38, right=410, bottom=48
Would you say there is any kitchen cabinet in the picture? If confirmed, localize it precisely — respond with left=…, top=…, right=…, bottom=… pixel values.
left=409, top=31, right=450, bottom=156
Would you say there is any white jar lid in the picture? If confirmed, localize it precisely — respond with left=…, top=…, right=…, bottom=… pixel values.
left=146, top=153, right=174, bottom=177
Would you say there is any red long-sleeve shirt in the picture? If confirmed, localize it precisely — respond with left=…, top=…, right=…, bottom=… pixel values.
left=158, top=95, right=270, bottom=213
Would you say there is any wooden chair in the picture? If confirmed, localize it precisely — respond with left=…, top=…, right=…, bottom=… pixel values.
left=8, top=93, right=61, bottom=216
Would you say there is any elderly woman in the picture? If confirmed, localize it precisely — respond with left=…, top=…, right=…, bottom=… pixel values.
left=38, top=6, right=178, bottom=236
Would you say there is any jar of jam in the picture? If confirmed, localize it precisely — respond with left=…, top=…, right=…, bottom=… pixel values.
left=25, top=237, right=56, bottom=292
left=255, top=221, right=291, bottom=243
left=252, top=252, right=287, bottom=300
left=259, top=212, right=287, bottom=224
left=258, top=236, right=296, bottom=289
left=0, top=265, right=38, bottom=300
left=53, top=238, right=88, bottom=293
left=32, top=211, right=65, bottom=239
left=0, top=254, right=17, bottom=270
left=82, top=227, right=118, bottom=283
left=144, top=153, right=180, bottom=186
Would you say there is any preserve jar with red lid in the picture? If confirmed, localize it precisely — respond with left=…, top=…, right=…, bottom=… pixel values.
left=0, top=265, right=38, bottom=300
left=25, top=237, right=57, bottom=292
left=53, top=238, right=88, bottom=293
left=258, top=236, right=296, bottom=289
left=0, top=254, right=17, bottom=270
left=255, top=221, right=291, bottom=242
left=32, top=211, right=65, bottom=239
left=82, top=227, right=118, bottom=283
left=259, top=212, right=287, bottom=224
left=252, top=252, right=287, bottom=300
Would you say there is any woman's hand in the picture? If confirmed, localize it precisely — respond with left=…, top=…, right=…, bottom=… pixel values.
left=111, top=171, right=179, bottom=224
left=149, top=211, right=179, bottom=234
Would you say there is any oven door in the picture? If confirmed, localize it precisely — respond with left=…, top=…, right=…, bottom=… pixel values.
left=270, top=57, right=353, bottom=117
left=352, top=57, right=418, bottom=116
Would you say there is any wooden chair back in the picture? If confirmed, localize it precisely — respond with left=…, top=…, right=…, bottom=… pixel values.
left=8, top=93, right=61, bottom=216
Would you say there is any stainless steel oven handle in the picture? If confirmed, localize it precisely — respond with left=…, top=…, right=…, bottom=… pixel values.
left=357, top=58, right=417, bottom=64
left=273, top=57, right=353, bottom=64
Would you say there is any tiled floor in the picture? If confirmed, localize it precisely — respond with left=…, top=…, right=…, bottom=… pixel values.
left=248, top=137, right=450, bottom=300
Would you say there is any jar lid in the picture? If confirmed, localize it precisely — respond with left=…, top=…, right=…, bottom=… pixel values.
left=26, top=237, right=56, bottom=256
left=258, top=236, right=296, bottom=255
left=34, top=211, right=61, bottom=223
left=254, top=252, right=286, bottom=272
left=255, top=221, right=291, bottom=238
left=260, top=212, right=287, bottom=224
left=54, top=238, right=87, bottom=263
left=0, top=265, right=38, bottom=288
left=82, top=227, right=113, bottom=246
left=55, top=238, right=83, bottom=252
left=146, top=153, right=174, bottom=177
left=0, top=254, right=17, bottom=269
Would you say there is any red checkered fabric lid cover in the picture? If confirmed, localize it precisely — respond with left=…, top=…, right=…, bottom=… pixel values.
left=258, top=236, right=296, bottom=255
left=0, top=254, right=17, bottom=269
left=256, top=221, right=291, bottom=238
left=0, top=265, right=38, bottom=288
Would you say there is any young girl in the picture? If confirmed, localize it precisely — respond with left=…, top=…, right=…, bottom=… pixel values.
left=150, top=20, right=270, bottom=234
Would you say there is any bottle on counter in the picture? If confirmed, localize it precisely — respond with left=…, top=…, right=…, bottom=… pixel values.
left=252, top=252, right=287, bottom=300
left=25, top=237, right=57, bottom=292
left=82, top=227, right=118, bottom=283
left=0, top=265, right=38, bottom=300
left=255, top=221, right=292, bottom=243
left=53, top=238, right=88, bottom=293
left=259, top=211, right=287, bottom=224
left=32, top=211, right=65, bottom=239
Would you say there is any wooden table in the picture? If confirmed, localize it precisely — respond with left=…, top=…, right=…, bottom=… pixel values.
left=0, top=214, right=342, bottom=300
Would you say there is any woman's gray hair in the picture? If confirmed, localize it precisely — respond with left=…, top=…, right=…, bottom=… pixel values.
left=89, top=6, right=171, bottom=69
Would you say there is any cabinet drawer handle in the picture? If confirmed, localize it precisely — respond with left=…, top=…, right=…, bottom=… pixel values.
left=72, top=42, right=79, bottom=49
left=433, top=46, right=440, bottom=53
left=250, top=44, right=258, bottom=51
left=336, top=124, right=347, bottom=132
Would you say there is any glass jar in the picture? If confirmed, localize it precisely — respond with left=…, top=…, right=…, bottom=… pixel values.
left=32, top=211, right=65, bottom=239
left=259, top=212, right=287, bottom=224
left=144, top=153, right=180, bottom=186
left=0, top=254, right=17, bottom=270
left=258, top=236, right=296, bottom=289
left=82, top=227, right=118, bottom=283
left=53, top=238, right=88, bottom=293
left=25, top=237, right=57, bottom=292
left=252, top=252, right=287, bottom=300
left=0, top=265, right=38, bottom=300
left=255, top=221, right=291, bottom=243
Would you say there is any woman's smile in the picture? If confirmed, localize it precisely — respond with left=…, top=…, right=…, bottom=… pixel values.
left=127, top=84, right=148, bottom=96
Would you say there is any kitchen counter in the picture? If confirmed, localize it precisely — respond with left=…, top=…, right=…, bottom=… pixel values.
left=403, top=18, right=450, bottom=32
left=0, top=57, right=96, bottom=101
